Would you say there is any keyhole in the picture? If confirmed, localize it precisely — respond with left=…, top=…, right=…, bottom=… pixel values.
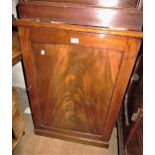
left=41, top=49, right=45, bottom=55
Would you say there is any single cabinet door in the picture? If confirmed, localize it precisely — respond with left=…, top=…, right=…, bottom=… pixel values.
left=32, top=43, right=122, bottom=134
left=19, top=27, right=141, bottom=147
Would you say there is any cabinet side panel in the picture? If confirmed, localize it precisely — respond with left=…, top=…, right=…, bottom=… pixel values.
left=102, top=38, right=142, bottom=141
left=18, top=27, right=41, bottom=128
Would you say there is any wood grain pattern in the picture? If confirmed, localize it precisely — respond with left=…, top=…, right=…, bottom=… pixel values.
left=16, top=0, right=143, bottom=147
left=32, top=43, right=122, bottom=136
left=117, top=50, right=143, bottom=155
left=102, top=38, right=141, bottom=141
left=17, top=21, right=142, bottom=147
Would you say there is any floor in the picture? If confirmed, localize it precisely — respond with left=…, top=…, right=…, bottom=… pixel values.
left=13, top=88, right=118, bottom=155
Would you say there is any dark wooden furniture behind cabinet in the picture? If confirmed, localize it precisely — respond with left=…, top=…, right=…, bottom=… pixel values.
left=118, top=50, right=143, bottom=155
left=14, top=0, right=143, bottom=148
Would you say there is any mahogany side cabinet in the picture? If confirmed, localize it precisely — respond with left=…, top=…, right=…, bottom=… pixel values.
left=13, top=0, right=143, bottom=148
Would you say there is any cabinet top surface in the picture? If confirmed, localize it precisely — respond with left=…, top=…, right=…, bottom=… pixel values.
left=21, top=0, right=140, bottom=8
left=19, top=0, right=143, bottom=31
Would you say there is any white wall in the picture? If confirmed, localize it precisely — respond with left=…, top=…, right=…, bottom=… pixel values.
left=12, top=0, right=26, bottom=89
left=12, top=0, right=18, bottom=18
left=12, top=62, right=26, bottom=89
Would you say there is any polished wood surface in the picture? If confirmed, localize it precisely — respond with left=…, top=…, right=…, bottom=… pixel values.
left=18, top=27, right=42, bottom=129
left=32, top=43, right=122, bottom=135
left=13, top=19, right=143, bottom=38
left=29, top=28, right=128, bottom=50
left=12, top=31, right=22, bottom=66
left=25, top=0, right=140, bottom=8
left=18, top=0, right=143, bottom=30
left=117, top=51, right=143, bottom=155
left=16, top=0, right=143, bottom=147
left=17, top=20, right=142, bottom=147
left=125, top=113, right=143, bottom=155
left=15, top=0, right=143, bottom=148
left=102, top=37, right=141, bottom=141
left=125, top=64, right=143, bottom=155
left=35, top=128, right=109, bottom=148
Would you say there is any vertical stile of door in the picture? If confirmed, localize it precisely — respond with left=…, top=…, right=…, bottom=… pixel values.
left=102, top=37, right=142, bottom=141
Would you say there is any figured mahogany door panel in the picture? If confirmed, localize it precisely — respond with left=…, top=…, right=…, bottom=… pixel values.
left=23, top=0, right=140, bottom=8
left=32, top=43, right=123, bottom=136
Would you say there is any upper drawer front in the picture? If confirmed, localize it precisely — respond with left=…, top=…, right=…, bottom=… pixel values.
left=29, top=27, right=127, bottom=51
left=18, top=1, right=143, bottom=31
left=23, top=0, right=142, bottom=9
